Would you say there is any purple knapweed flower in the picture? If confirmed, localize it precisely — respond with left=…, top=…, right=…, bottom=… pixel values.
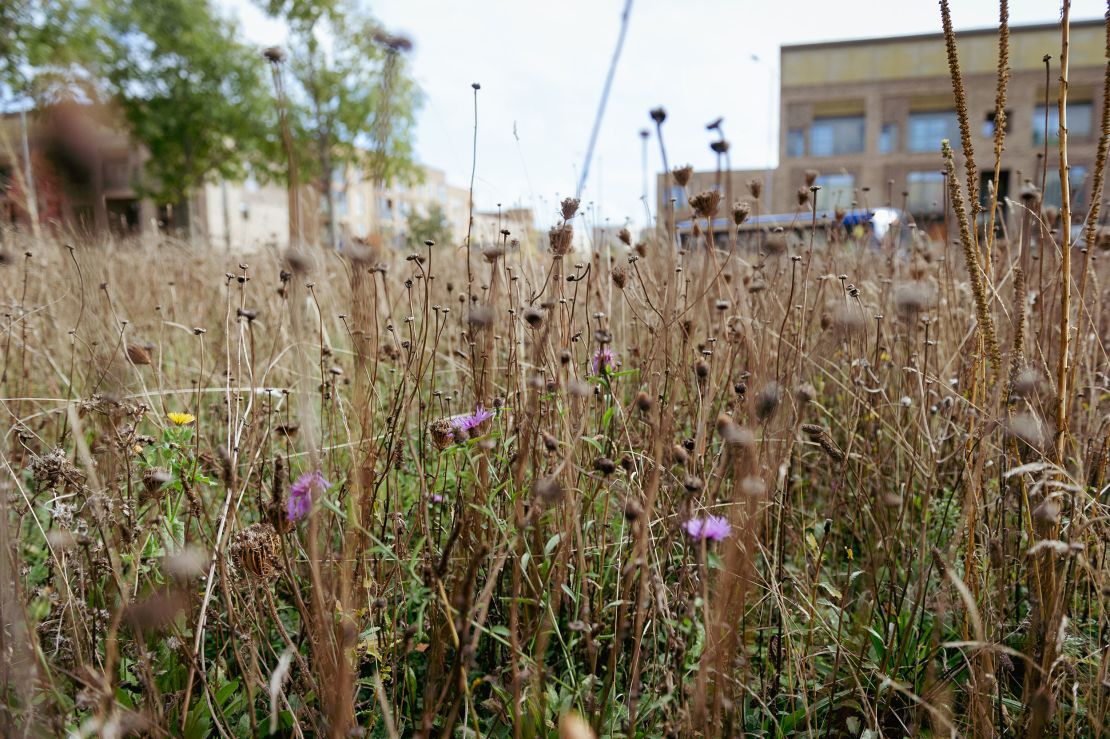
left=431, top=493, right=444, bottom=504
left=591, top=347, right=616, bottom=375
left=451, top=404, right=494, bottom=436
left=287, top=470, right=331, bottom=522
left=684, top=515, right=731, bottom=542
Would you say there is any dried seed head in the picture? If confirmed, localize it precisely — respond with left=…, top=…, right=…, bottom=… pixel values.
left=672, top=165, right=694, bottom=188
left=561, top=197, right=581, bottom=220
left=618, top=227, right=632, bottom=245
left=263, top=46, right=286, bottom=64
left=229, top=523, right=281, bottom=580
left=594, top=457, right=617, bottom=475
left=482, top=245, right=505, bottom=262
left=611, top=265, right=628, bottom=289
left=754, top=382, right=782, bottom=422
left=732, top=201, right=751, bottom=226
left=747, top=178, right=762, bottom=199
left=549, top=223, right=574, bottom=256
left=801, top=424, right=844, bottom=462
left=635, top=390, right=653, bottom=412
left=429, top=418, right=455, bottom=450
left=682, top=475, right=704, bottom=493
left=804, top=169, right=819, bottom=187
left=649, top=107, right=667, bottom=124
left=541, top=431, right=558, bottom=452
left=694, top=359, right=709, bottom=380
left=689, top=189, right=722, bottom=218
left=523, top=307, right=545, bottom=328
left=796, top=186, right=810, bottom=207
left=126, top=344, right=153, bottom=366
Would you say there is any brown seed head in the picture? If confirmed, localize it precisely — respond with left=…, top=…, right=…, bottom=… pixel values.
left=672, top=165, right=694, bottom=188
left=689, top=189, right=721, bottom=218
left=561, top=197, right=580, bottom=220
left=732, top=200, right=751, bottom=226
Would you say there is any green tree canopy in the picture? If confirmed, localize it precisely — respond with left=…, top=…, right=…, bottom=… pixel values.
left=259, top=0, right=422, bottom=246
left=405, top=202, right=452, bottom=248
left=96, top=0, right=275, bottom=206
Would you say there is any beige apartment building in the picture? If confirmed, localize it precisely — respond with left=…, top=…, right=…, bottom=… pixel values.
left=660, top=20, right=1105, bottom=235
left=776, top=20, right=1104, bottom=221
left=336, top=164, right=471, bottom=249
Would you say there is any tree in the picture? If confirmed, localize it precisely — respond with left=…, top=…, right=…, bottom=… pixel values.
left=259, top=0, right=422, bottom=248
left=96, top=0, right=275, bottom=231
left=0, top=0, right=99, bottom=103
left=406, top=203, right=452, bottom=248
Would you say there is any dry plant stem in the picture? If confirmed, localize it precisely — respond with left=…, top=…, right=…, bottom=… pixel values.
left=1053, top=3, right=1074, bottom=467
left=984, top=0, right=1011, bottom=276
left=942, top=0, right=981, bottom=248
left=942, top=141, right=1001, bottom=370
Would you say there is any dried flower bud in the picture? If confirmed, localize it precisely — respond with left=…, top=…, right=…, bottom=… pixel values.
left=594, top=457, right=617, bottom=475
left=689, top=189, right=722, bottom=218
left=549, top=224, right=574, bottom=256
left=732, top=201, right=751, bottom=226
left=561, top=197, right=581, bottom=220
left=672, top=165, right=694, bottom=188
left=754, top=382, right=782, bottom=422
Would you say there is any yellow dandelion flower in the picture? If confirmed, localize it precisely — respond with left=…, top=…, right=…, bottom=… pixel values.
left=168, top=412, right=195, bottom=426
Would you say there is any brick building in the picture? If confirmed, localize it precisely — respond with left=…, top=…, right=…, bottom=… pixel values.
left=659, top=20, right=1105, bottom=232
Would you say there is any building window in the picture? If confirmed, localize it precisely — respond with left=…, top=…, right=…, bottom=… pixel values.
left=907, top=111, right=959, bottom=153
left=879, top=123, right=898, bottom=154
left=1033, top=102, right=1093, bottom=146
left=814, top=173, right=853, bottom=211
left=982, top=110, right=1011, bottom=138
left=786, top=128, right=806, bottom=157
left=1044, top=165, right=1089, bottom=208
left=906, top=171, right=946, bottom=213
left=668, top=185, right=688, bottom=208
left=809, top=116, right=865, bottom=157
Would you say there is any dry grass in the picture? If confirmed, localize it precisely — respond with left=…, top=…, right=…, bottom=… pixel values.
left=2, top=14, right=1110, bottom=739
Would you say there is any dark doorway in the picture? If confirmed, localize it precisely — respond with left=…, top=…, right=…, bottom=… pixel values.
left=980, top=169, right=1010, bottom=210
left=106, top=198, right=140, bottom=235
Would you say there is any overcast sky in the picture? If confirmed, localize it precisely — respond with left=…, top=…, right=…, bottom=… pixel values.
left=225, top=0, right=1103, bottom=231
